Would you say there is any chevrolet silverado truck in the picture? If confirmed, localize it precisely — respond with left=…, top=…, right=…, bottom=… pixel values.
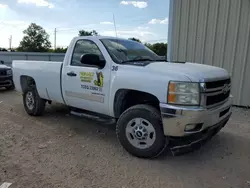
left=12, top=36, right=232, bottom=158
left=0, top=61, right=14, bottom=90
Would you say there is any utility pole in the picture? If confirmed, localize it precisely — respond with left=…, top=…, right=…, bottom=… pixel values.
left=54, top=28, right=57, bottom=50
left=9, top=35, right=12, bottom=51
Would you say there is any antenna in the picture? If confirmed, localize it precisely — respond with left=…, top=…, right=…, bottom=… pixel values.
left=112, top=13, right=122, bottom=62
left=54, top=28, right=57, bottom=50
left=113, top=13, right=118, bottom=38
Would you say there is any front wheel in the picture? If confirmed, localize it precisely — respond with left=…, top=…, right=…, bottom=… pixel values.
left=116, top=104, right=167, bottom=158
left=23, top=88, right=46, bottom=116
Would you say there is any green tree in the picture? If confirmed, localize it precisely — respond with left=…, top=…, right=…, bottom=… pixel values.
left=18, top=23, right=51, bottom=52
left=54, top=47, right=68, bottom=53
left=78, top=30, right=99, bottom=36
left=144, top=43, right=152, bottom=50
left=145, top=42, right=167, bottom=56
left=0, top=48, right=8, bottom=51
left=48, top=47, right=68, bottom=53
left=128, top=37, right=141, bottom=43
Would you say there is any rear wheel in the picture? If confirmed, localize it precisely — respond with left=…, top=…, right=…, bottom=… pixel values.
left=116, top=104, right=167, bottom=158
left=23, top=88, right=46, bottom=116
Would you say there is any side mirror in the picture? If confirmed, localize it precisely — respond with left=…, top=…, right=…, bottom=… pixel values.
left=80, top=54, right=105, bottom=68
left=0, top=60, right=4, bottom=64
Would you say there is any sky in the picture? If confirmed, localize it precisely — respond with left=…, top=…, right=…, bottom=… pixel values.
left=0, top=0, right=169, bottom=48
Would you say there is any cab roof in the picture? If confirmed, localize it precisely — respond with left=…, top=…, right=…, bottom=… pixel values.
left=73, top=36, right=130, bottom=41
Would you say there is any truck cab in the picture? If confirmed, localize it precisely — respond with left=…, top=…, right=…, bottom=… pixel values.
left=12, top=36, right=232, bottom=158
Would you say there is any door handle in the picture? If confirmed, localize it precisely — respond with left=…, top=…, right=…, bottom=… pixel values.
left=67, top=72, right=77, bottom=77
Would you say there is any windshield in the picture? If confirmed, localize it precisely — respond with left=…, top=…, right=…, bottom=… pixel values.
left=100, top=38, right=164, bottom=64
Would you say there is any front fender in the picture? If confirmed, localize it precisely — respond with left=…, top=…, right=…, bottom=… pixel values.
left=108, top=67, right=169, bottom=117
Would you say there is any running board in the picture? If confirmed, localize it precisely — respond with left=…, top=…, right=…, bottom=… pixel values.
left=70, top=110, right=116, bottom=124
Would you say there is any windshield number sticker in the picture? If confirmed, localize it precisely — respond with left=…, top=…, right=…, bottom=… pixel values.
left=112, top=66, right=118, bottom=71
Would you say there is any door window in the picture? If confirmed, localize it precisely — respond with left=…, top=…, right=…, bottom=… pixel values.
left=71, top=40, right=105, bottom=67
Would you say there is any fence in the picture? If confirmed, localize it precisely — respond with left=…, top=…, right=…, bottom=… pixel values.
left=0, top=52, right=65, bottom=67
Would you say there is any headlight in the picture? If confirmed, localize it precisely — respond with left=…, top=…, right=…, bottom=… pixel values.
left=6, top=69, right=12, bottom=75
left=168, top=81, right=200, bottom=105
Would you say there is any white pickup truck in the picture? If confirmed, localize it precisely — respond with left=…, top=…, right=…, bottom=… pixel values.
left=13, top=36, right=232, bottom=158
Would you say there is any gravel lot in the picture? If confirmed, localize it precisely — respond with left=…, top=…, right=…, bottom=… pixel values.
left=0, top=89, right=250, bottom=188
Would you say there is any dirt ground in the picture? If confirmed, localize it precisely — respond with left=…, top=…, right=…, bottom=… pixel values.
left=0, top=89, right=250, bottom=188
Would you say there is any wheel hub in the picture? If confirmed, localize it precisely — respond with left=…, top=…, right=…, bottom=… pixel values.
left=125, top=118, right=156, bottom=149
left=135, top=130, right=143, bottom=138
left=26, top=91, right=35, bottom=110
left=134, top=126, right=148, bottom=140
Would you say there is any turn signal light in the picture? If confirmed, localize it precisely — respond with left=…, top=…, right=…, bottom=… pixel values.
left=168, top=82, right=176, bottom=93
left=168, top=94, right=176, bottom=103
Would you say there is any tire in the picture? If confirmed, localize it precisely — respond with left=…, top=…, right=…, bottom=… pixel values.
left=23, top=88, right=46, bottom=116
left=116, top=104, right=167, bottom=159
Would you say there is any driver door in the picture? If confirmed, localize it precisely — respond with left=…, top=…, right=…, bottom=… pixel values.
left=62, top=39, right=111, bottom=116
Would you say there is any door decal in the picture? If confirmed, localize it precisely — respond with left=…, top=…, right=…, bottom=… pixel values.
left=79, top=71, right=105, bottom=101
left=80, top=72, right=94, bottom=83
left=94, top=72, right=104, bottom=87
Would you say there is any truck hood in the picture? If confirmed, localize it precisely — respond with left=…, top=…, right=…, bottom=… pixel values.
left=0, top=64, right=11, bottom=69
left=146, top=62, right=229, bottom=82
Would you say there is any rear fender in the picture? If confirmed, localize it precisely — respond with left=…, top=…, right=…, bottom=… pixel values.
left=20, top=75, right=49, bottom=99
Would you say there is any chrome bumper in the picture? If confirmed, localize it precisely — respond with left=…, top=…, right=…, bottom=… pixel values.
left=160, top=97, right=233, bottom=137
left=169, top=114, right=231, bottom=156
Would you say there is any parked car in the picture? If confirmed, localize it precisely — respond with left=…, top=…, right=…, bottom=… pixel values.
left=12, top=36, right=232, bottom=158
left=0, top=60, right=14, bottom=90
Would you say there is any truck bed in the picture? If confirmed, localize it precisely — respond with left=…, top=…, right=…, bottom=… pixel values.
left=12, top=60, right=65, bottom=104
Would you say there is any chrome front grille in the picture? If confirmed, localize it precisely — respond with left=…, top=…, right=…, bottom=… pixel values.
left=201, top=78, right=231, bottom=108
left=205, top=78, right=231, bottom=89
left=206, top=90, right=230, bottom=106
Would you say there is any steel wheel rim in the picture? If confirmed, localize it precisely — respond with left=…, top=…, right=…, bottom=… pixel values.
left=125, top=118, right=156, bottom=149
left=26, top=91, right=35, bottom=110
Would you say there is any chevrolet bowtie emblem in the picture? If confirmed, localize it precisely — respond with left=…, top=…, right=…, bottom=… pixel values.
left=222, top=84, right=230, bottom=94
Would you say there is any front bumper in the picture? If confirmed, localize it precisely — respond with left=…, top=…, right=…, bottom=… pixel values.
left=160, top=97, right=232, bottom=155
left=160, top=96, right=233, bottom=137
left=0, top=76, right=13, bottom=88
left=169, top=113, right=231, bottom=155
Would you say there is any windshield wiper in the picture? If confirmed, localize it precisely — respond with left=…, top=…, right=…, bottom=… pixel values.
left=121, top=58, right=166, bottom=64
left=154, top=59, right=167, bottom=62
left=121, top=58, right=154, bottom=63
